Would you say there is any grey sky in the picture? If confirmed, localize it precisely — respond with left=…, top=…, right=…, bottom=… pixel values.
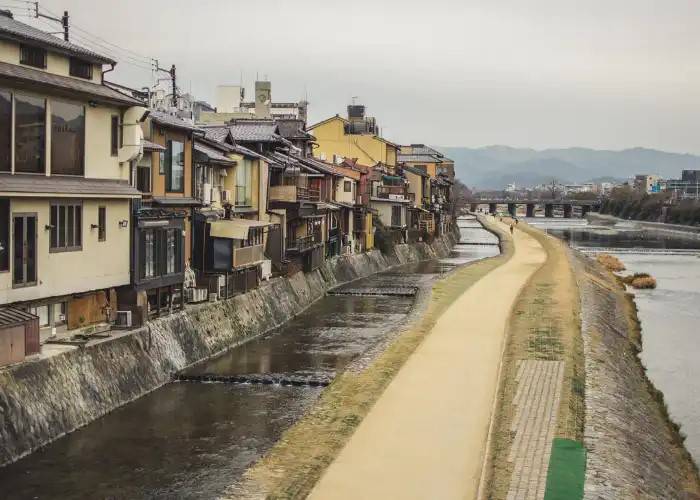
left=18, top=0, right=700, bottom=153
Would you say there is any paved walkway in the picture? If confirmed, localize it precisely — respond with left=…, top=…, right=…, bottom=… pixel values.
left=308, top=225, right=547, bottom=500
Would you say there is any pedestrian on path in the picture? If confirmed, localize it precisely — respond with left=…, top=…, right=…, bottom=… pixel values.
left=510, top=223, right=514, bottom=235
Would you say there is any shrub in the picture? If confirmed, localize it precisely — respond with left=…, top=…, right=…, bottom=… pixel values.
left=621, top=272, right=657, bottom=289
left=596, top=253, right=626, bottom=272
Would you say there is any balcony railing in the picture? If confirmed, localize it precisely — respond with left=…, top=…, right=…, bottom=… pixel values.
left=270, top=185, right=320, bottom=203
left=287, top=231, right=322, bottom=253
left=232, top=244, right=264, bottom=268
left=137, top=166, right=151, bottom=193
left=376, top=185, right=408, bottom=200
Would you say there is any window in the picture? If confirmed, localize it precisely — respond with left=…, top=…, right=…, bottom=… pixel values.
left=344, top=180, right=352, bottom=192
left=136, top=155, right=151, bottom=193
left=0, top=90, right=10, bottom=171
left=110, top=116, right=119, bottom=156
left=244, top=227, right=263, bottom=247
left=391, top=205, right=402, bottom=227
left=20, top=45, right=47, bottom=68
left=15, top=94, right=45, bottom=173
left=0, top=199, right=8, bottom=271
left=50, top=202, right=82, bottom=252
left=51, top=100, right=84, bottom=175
left=69, top=58, right=93, bottom=79
left=158, top=151, right=164, bottom=174
left=140, top=227, right=183, bottom=280
left=165, top=139, right=185, bottom=192
left=235, top=159, right=252, bottom=206
left=98, top=206, right=106, bottom=241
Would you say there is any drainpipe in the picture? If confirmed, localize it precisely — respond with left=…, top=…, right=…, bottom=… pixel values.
left=101, top=62, right=116, bottom=84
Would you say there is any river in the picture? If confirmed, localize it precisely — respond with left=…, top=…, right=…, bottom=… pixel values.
left=530, top=216, right=700, bottom=464
left=0, top=218, right=499, bottom=499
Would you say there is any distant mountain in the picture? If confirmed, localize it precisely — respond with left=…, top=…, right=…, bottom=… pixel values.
left=440, top=146, right=700, bottom=190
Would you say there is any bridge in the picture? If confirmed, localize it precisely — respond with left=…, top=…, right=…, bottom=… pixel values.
left=468, top=199, right=601, bottom=218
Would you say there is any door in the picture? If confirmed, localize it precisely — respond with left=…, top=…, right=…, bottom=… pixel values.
left=13, top=213, right=37, bottom=287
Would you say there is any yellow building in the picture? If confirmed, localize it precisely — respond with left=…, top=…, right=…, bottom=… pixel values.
left=308, top=106, right=399, bottom=168
left=0, top=11, right=145, bottom=332
left=398, top=144, right=455, bottom=180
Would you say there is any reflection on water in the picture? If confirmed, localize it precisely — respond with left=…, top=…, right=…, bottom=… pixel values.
left=534, top=216, right=700, bottom=464
left=0, top=218, right=499, bottom=499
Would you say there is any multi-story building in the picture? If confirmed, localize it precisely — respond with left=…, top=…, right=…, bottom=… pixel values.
left=634, top=174, right=661, bottom=194
left=0, top=11, right=145, bottom=334
left=398, top=144, right=455, bottom=180
left=402, top=165, right=434, bottom=236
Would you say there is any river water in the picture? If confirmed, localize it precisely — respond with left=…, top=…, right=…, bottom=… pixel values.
left=530, top=217, right=700, bottom=464
left=0, top=218, right=499, bottom=500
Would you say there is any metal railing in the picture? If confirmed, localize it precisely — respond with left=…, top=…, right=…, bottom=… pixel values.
left=287, top=231, right=322, bottom=253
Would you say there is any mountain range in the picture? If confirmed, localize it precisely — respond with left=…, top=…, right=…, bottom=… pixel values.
left=439, top=146, right=700, bottom=190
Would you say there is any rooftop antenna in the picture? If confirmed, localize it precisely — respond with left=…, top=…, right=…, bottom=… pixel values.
left=351, top=95, right=359, bottom=105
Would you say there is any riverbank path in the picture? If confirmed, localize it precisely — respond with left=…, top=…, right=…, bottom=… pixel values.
left=308, top=223, right=547, bottom=500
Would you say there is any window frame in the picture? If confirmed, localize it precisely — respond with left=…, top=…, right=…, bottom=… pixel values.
left=98, top=206, right=106, bottom=242
left=344, top=180, right=352, bottom=192
left=0, top=198, right=9, bottom=272
left=166, top=138, right=185, bottom=193
left=14, top=93, right=46, bottom=174
left=110, top=115, right=119, bottom=157
left=19, top=45, right=47, bottom=69
left=69, top=58, right=93, bottom=80
left=49, top=200, right=83, bottom=253
left=0, top=89, right=10, bottom=172
left=50, top=99, right=85, bottom=176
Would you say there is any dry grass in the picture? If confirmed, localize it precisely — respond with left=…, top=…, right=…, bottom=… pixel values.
left=596, top=253, right=626, bottom=272
left=484, top=222, right=584, bottom=500
left=621, top=273, right=657, bottom=289
left=225, top=218, right=514, bottom=500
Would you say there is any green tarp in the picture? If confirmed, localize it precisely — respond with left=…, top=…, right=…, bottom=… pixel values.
left=543, top=438, right=586, bottom=500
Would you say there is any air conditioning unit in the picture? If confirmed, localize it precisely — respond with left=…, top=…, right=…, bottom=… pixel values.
left=185, top=287, right=208, bottom=303
left=221, top=190, right=232, bottom=202
left=261, top=259, right=272, bottom=281
left=202, top=183, right=212, bottom=205
left=114, top=310, right=132, bottom=328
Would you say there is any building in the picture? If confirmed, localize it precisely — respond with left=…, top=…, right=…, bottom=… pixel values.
left=662, top=170, right=700, bottom=200
left=0, top=10, right=145, bottom=334
left=402, top=165, right=434, bottom=237
left=634, top=174, right=661, bottom=194
left=308, top=105, right=400, bottom=168
left=398, top=144, right=455, bottom=180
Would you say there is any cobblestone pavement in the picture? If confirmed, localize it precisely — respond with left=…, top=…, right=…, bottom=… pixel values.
left=506, top=360, right=565, bottom=500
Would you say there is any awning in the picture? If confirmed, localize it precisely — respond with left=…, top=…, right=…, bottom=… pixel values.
left=315, top=202, right=340, bottom=211
left=210, top=219, right=273, bottom=239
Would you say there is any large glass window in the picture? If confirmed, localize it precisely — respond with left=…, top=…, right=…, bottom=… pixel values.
left=235, top=159, right=252, bottom=206
left=15, top=94, right=45, bottom=173
left=166, top=139, right=184, bottom=192
left=0, top=199, right=8, bottom=272
left=0, top=90, right=10, bottom=172
left=51, top=100, right=85, bottom=175
left=140, top=227, right=182, bottom=279
left=50, top=202, right=82, bottom=252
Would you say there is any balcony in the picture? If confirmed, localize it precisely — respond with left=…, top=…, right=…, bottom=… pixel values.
left=376, top=185, right=409, bottom=201
left=270, top=185, right=320, bottom=203
left=232, top=244, right=264, bottom=269
left=287, top=231, right=322, bottom=253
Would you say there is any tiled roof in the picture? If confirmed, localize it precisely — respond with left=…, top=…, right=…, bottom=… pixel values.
left=0, top=173, right=140, bottom=197
left=201, top=126, right=230, bottom=143
left=398, top=154, right=443, bottom=163
left=0, top=13, right=114, bottom=64
left=276, top=119, right=312, bottom=140
left=194, top=141, right=236, bottom=165
left=142, top=139, right=165, bottom=152
left=402, top=165, right=430, bottom=177
left=228, top=122, right=280, bottom=143
left=0, top=61, right=143, bottom=106
left=0, top=306, right=37, bottom=327
left=149, top=110, right=203, bottom=133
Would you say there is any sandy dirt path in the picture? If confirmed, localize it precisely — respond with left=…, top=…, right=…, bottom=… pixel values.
left=307, top=225, right=546, bottom=500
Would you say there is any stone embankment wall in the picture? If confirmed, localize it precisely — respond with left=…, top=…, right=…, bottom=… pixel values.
left=570, top=250, right=700, bottom=499
left=0, top=234, right=455, bottom=467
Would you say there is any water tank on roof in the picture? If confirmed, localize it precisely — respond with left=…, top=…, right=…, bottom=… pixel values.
left=347, top=105, right=365, bottom=120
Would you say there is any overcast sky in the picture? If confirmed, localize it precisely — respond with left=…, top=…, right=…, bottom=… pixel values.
left=16, top=0, right=700, bottom=153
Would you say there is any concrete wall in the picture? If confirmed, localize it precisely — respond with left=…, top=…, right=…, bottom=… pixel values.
left=371, top=200, right=407, bottom=227
left=0, top=198, right=131, bottom=304
left=310, top=117, right=397, bottom=167
left=0, top=233, right=456, bottom=466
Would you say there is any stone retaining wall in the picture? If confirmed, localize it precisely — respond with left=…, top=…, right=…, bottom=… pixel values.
left=0, top=234, right=455, bottom=466
left=570, top=250, right=700, bottom=499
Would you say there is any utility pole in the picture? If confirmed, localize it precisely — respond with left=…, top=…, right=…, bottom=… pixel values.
left=34, top=3, right=69, bottom=41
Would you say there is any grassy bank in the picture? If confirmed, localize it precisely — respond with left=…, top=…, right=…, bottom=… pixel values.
left=484, top=221, right=585, bottom=499
left=227, top=218, right=513, bottom=500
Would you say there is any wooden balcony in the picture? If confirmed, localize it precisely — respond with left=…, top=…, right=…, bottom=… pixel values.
left=287, top=231, right=323, bottom=253
left=232, top=244, right=264, bottom=269
left=376, top=185, right=409, bottom=201
left=270, top=185, right=320, bottom=203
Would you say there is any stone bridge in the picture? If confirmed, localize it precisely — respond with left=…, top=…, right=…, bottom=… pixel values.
left=469, top=199, right=601, bottom=218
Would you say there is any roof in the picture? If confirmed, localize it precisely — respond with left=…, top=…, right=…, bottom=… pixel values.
left=401, top=144, right=453, bottom=163
left=142, top=139, right=166, bottom=152
left=0, top=61, right=143, bottom=106
left=0, top=12, right=114, bottom=64
left=209, top=218, right=273, bottom=239
left=150, top=110, right=204, bottom=133
left=398, top=154, right=443, bottom=164
left=402, top=165, right=430, bottom=177
left=0, top=173, right=140, bottom=198
left=194, top=141, right=236, bottom=166
left=0, top=306, right=37, bottom=327
left=307, top=114, right=347, bottom=130
left=276, top=119, right=313, bottom=140
left=228, top=122, right=280, bottom=143
left=202, top=126, right=231, bottom=143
